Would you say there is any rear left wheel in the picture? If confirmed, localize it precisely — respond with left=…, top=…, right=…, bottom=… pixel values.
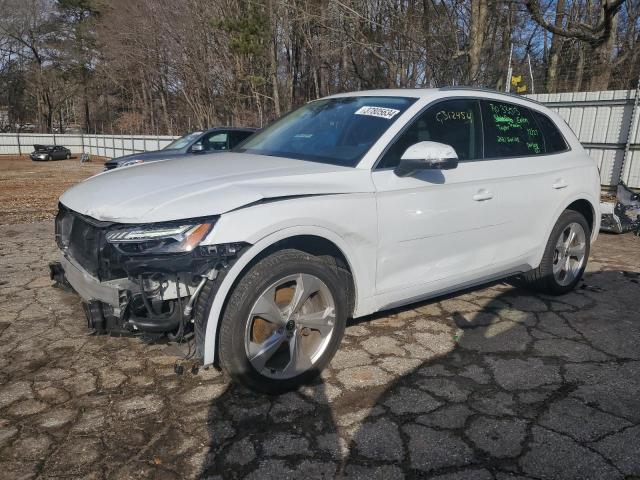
left=215, top=249, right=347, bottom=394
left=520, top=210, right=590, bottom=295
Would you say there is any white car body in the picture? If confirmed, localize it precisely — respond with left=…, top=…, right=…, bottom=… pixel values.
left=58, top=88, right=601, bottom=366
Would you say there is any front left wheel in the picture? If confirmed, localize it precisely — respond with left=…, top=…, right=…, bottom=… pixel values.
left=214, top=249, right=348, bottom=394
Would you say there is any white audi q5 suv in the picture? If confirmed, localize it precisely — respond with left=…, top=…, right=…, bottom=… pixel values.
left=52, top=88, right=601, bottom=393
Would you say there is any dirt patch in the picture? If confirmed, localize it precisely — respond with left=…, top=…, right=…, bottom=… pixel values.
left=0, top=155, right=107, bottom=224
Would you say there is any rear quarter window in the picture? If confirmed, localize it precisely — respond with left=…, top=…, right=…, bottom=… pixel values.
left=532, top=111, right=569, bottom=153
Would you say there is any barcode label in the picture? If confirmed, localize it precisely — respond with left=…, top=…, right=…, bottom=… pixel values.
left=354, top=106, right=401, bottom=120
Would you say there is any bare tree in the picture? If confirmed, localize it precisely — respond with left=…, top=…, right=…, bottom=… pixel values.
left=1, top=0, right=638, bottom=135
left=526, top=0, right=627, bottom=90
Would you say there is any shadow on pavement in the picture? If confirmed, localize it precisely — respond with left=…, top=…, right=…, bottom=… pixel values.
left=198, top=269, right=640, bottom=479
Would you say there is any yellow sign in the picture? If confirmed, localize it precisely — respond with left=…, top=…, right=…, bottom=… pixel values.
left=511, top=75, right=522, bottom=86
left=516, top=85, right=527, bottom=93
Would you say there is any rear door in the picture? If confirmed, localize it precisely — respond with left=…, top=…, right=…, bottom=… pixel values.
left=478, top=99, right=573, bottom=267
left=372, top=98, right=504, bottom=300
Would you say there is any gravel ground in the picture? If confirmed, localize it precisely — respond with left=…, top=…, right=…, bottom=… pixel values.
left=0, top=155, right=105, bottom=225
left=0, top=222, right=639, bottom=479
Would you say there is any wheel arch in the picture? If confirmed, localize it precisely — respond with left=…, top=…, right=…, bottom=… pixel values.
left=201, top=226, right=361, bottom=367
left=532, top=194, right=599, bottom=269
left=565, top=198, right=595, bottom=234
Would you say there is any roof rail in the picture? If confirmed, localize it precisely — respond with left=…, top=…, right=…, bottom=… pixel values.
left=438, top=86, right=544, bottom=106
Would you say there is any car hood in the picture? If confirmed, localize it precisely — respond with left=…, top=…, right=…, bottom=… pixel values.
left=60, top=152, right=373, bottom=223
left=106, top=150, right=183, bottom=165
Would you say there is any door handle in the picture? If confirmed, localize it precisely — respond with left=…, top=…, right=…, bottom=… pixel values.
left=472, top=190, right=493, bottom=201
left=552, top=179, right=568, bottom=189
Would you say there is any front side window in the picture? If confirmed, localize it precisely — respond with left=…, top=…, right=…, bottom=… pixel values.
left=481, top=100, right=543, bottom=158
left=377, top=98, right=482, bottom=169
left=532, top=111, right=568, bottom=153
left=200, top=132, right=229, bottom=151
left=236, top=96, right=416, bottom=167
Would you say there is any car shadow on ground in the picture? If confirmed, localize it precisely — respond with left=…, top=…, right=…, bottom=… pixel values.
left=195, top=269, right=640, bottom=479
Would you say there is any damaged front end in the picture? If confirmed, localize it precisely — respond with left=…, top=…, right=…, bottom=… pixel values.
left=49, top=204, right=246, bottom=346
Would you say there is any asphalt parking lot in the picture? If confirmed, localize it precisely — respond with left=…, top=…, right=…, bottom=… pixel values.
left=0, top=161, right=639, bottom=479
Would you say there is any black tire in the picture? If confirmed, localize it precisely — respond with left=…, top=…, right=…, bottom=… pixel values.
left=46, top=154, right=51, bottom=161
left=66, top=153, right=71, bottom=159
left=213, top=249, right=347, bottom=394
left=520, top=210, right=590, bottom=295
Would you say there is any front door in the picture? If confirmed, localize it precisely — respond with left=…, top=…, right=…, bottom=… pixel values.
left=373, top=98, right=503, bottom=302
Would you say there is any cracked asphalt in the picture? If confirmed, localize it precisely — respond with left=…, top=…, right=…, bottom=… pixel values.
left=1, top=221, right=639, bottom=479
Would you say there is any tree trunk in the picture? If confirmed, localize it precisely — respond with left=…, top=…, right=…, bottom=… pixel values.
left=159, top=85, right=171, bottom=135
left=43, top=90, right=53, bottom=133
left=468, top=0, right=488, bottom=84
left=545, top=0, right=566, bottom=93
left=495, top=1, right=514, bottom=91
left=588, top=13, right=618, bottom=90
left=574, top=42, right=585, bottom=91
left=267, top=0, right=281, bottom=117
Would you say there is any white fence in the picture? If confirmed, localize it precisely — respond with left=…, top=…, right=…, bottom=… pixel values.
left=527, top=89, right=640, bottom=189
left=0, top=133, right=179, bottom=158
left=1, top=88, right=639, bottom=188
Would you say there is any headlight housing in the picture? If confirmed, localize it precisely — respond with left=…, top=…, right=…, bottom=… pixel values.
left=106, top=219, right=216, bottom=255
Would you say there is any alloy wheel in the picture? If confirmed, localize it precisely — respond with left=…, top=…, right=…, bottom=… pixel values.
left=553, top=222, right=587, bottom=286
left=244, top=273, right=336, bottom=379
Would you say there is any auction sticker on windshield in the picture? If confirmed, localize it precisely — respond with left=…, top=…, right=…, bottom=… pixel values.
left=354, top=106, right=400, bottom=120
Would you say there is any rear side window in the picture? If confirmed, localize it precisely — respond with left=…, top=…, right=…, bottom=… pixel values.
left=532, top=111, right=568, bottom=153
left=481, top=100, right=544, bottom=158
left=230, top=130, right=254, bottom=148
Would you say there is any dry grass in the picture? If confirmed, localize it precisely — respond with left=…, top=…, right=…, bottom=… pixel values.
left=0, top=155, right=107, bottom=224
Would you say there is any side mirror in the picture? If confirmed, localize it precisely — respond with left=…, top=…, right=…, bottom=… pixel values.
left=394, top=141, right=459, bottom=177
left=191, top=143, right=205, bottom=153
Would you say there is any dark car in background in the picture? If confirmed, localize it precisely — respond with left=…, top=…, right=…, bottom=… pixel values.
left=103, top=127, right=256, bottom=170
left=31, top=145, right=72, bottom=161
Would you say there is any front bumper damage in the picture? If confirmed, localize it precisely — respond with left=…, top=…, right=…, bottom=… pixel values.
left=50, top=204, right=246, bottom=349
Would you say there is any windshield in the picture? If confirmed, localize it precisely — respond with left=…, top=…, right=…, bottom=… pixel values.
left=236, top=96, right=416, bottom=166
left=162, top=131, right=203, bottom=151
